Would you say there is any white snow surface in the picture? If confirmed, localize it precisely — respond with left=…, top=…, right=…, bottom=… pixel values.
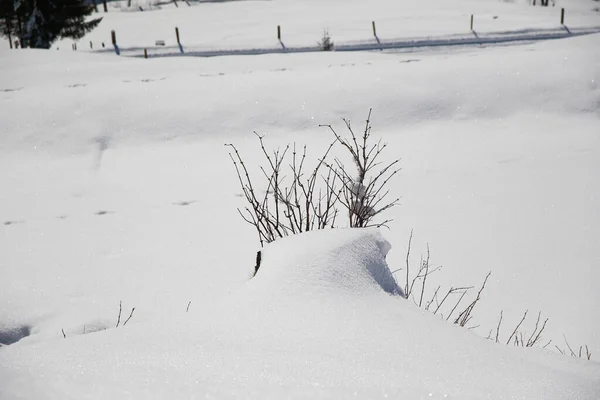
left=1, top=0, right=600, bottom=398
left=1, top=229, right=599, bottom=399
left=251, top=228, right=403, bottom=298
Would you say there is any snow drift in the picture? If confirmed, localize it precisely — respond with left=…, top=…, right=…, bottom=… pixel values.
left=1, top=0, right=599, bottom=397
left=2, top=229, right=598, bottom=399
left=250, top=228, right=404, bottom=298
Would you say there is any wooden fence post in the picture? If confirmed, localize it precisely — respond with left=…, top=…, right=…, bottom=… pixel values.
left=372, top=21, right=377, bottom=37
left=175, top=27, right=180, bottom=44
left=277, top=25, right=281, bottom=40
left=90, top=41, right=93, bottom=49
left=560, top=8, right=565, bottom=25
left=470, top=14, right=474, bottom=31
left=111, top=30, right=120, bottom=55
left=144, top=49, right=148, bottom=59
left=103, top=0, right=107, bottom=12
left=8, top=31, right=12, bottom=49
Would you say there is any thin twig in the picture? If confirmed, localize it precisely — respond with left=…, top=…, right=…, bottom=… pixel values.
left=563, top=335, right=577, bottom=357
left=506, top=310, right=528, bottom=345
left=454, top=272, right=491, bottom=327
left=418, top=244, right=431, bottom=307
left=495, top=310, right=503, bottom=343
left=116, top=301, right=122, bottom=328
left=401, top=233, right=413, bottom=298
left=123, top=307, right=136, bottom=326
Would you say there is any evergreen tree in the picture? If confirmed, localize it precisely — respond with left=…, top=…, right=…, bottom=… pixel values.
left=1, top=0, right=102, bottom=49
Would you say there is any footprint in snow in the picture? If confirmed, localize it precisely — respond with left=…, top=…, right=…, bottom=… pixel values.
left=498, top=157, right=520, bottom=165
left=173, top=200, right=198, bottom=206
left=140, top=77, right=167, bottom=83
left=95, top=210, right=114, bottom=216
left=67, top=83, right=87, bottom=88
left=1, top=87, right=23, bottom=92
left=3, top=220, right=24, bottom=226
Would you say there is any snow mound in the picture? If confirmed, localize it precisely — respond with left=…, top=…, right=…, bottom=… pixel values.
left=1, top=228, right=599, bottom=399
left=250, top=228, right=404, bottom=298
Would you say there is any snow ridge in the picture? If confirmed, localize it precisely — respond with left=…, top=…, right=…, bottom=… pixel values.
left=249, top=228, right=405, bottom=298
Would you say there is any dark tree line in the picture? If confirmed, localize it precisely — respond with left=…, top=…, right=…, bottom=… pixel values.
left=1, top=0, right=102, bottom=49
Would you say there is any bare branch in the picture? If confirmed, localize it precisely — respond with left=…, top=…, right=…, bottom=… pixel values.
left=405, top=230, right=413, bottom=297
left=563, top=335, right=577, bottom=357
left=123, top=307, right=136, bottom=326
left=454, top=272, right=491, bottom=327
left=495, top=310, right=503, bottom=343
left=506, top=310, right=528, bottom=345
left=116, top=301, right=122, bottom=328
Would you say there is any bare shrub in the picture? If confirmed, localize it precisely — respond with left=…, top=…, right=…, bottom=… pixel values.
left=226, top=133, right=339, bottom=247
left=226, top=110, right=400, bottom=247
left=320, top=109, right=401, bottom=228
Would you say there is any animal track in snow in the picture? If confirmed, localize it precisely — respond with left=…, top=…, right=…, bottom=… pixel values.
left=3, top=220, right=24, bottom=226
left=173, top=200, right=198, bottom=206
left=1, top=87, right=23, bottom=92
left=140, top=77, right=167, bottom=83
left=95, top=210, right=114, bottom=216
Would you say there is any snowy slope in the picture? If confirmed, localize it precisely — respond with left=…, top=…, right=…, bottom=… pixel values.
left=1, top=229, right=599, bottom=399
left=1, top=0, right=600, bottom=398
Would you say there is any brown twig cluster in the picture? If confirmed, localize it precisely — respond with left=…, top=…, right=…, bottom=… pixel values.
left=486, top=310, right=551, bottom=348
left=226, top=110, right=400, bottom=247
left=555, top=335, right=592, bottom=360
left=399, top=230, right=490, bottom=327
left=398, top=233, right=592, bottom=360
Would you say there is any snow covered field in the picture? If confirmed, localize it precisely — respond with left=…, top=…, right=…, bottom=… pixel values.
left=1, top=0, right=600, bottom=398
